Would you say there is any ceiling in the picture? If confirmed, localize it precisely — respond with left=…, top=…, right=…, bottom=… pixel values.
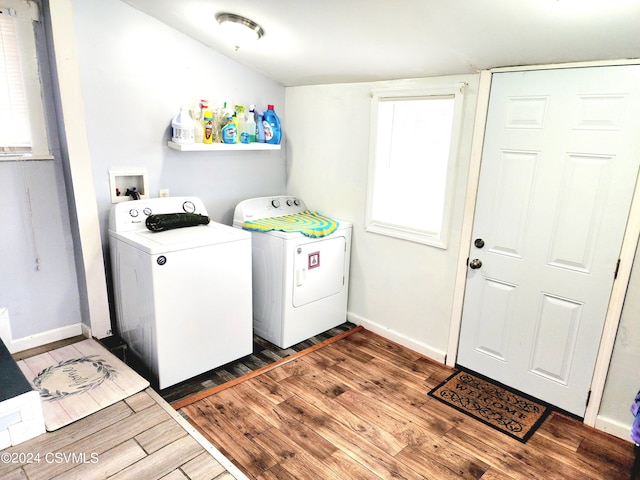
left=122, top=0, right=640, bottom=87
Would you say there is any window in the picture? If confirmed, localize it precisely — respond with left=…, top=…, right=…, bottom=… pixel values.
left=366, top=84, right=466, bottom=248
left=0, top=1, right=50, bottom=159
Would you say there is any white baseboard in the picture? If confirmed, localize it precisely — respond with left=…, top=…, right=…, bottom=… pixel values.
left=347, top=312, right=447, bottom=364
left=80, top=322, right=92, bottom=339
left=595, top=415, right=635, bottom=443
left=3, top=323, right=86, bottom=355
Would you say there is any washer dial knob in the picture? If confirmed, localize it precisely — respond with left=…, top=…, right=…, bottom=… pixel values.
left=183, top=201, right=196, bottom=213
left=129, top=209, right=139, bottom=218
left=271, top=199, right=281, bottom=208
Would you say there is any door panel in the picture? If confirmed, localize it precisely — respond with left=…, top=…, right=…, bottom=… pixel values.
left=548, top=153, right=611, bottom=273
left=489, top=150, right=538, bottom=258
left=458, top=65, right=640, bottom=416
left=529, top=293, right=582, bottom=385
left=292, top=236, right=346, bottom=307
left=473, top=278, right=517, bottom=361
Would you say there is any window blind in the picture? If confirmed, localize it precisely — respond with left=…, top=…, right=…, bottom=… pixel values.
left=0, top=2, right=50, bottom=160
left=0, top=9, right=32, bottom=156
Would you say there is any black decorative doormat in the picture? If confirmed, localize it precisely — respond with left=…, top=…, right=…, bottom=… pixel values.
left=428, top=370, right=551, bottom=442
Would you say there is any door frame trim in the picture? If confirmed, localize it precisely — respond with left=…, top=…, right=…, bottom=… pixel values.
left=446, top=69, right=491, bottom=365
left=447, top=59, right=640, bottom=427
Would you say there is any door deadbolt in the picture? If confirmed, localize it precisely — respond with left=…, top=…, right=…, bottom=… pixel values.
left=474, top=238, right=485, bottom=249
left=469, top=258, right=482, bottom=269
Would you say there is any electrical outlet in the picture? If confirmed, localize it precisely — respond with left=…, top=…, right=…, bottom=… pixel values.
left=159, top=189, right=169, bottom=198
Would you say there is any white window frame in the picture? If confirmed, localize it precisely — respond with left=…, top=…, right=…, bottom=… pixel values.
left=0, top=0, right=51, bottom=160
left=365, top=84, right=466, bottom=249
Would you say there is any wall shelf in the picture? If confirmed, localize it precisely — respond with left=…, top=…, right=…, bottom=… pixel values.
left=167, top=141, right=281, bottom=152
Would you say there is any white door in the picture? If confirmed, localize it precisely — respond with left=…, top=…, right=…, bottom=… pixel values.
left=457, top=65, right=640, bottom=416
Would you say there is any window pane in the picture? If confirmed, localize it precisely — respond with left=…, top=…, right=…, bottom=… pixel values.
left=0, top=12, right=32, bottom=155
left=371, top=97, right=455, bottom=234
left=366, top=84, right=465, bottom=248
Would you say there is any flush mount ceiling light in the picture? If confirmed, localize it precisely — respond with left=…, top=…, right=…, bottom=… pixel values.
left=216, top=13, right=264, bottom=50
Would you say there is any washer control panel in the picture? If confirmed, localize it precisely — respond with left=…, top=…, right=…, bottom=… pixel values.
left=109, top=197, right=207, bottom=233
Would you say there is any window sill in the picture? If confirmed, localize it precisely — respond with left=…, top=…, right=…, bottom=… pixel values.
left=0, top=154, right=55, bottom=162
left=366, top=222, right=448, bottom=249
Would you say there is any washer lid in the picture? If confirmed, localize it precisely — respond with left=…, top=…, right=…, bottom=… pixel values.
left=110, top=221, right=250, bottom=254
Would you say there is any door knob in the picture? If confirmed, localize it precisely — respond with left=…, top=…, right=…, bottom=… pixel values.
left=469, top=258, right=482, bottom=269
left=474, top=238, right=485, bottom=248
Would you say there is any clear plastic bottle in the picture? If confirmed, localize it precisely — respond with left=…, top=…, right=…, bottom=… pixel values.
left=190, top=106, right=204, bottom=143
left=246, top=105, right=257, bottom=143
left=235, top=105, right=246, bottom=142
left=256, top=111, right=265, bottom=143
left=199, top=99, right=209, bottom=114
left=198, top=99, right=209, bottom=140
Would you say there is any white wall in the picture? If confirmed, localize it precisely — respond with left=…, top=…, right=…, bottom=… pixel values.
left=1, top=0, right=287, bottom=349
left=0, top=160, right=82, bottom=341
left=68, top=0, right=287, bottom=337
left=597, top=240, right=640, bottom=440
left=285, top=75, right=480, bottom=359
left=71, top=0, right=287, bottom=243
left=285, top=75, right=640, bottom=439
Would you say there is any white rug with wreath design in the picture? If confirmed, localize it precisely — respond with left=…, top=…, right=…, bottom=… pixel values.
left=17, top=339, right=148, bottom=431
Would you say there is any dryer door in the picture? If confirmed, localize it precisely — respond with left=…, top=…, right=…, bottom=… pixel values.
left=292, top=236, right=346, bottom=307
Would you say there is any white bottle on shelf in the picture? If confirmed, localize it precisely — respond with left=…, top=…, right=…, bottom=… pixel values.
left=171, top=107, right=195, bottom=144
left=246, top=105, right=257, bottom=143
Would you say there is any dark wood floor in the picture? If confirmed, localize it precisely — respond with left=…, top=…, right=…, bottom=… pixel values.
left=179, top=328, right=636, bottom=480
left=159, top=322, right=357, bottom=405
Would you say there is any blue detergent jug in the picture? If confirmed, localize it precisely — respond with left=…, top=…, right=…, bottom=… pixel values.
left=263, top=105, right=281, bottom=144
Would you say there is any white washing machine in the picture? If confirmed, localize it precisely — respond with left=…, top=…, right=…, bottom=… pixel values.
left=109, top=196, right=252, bottom=389
left=233, top=196, right=352, bottom=348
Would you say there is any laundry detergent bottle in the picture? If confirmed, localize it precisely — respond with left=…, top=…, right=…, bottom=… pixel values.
left=263, top=105, right=281, bottom=144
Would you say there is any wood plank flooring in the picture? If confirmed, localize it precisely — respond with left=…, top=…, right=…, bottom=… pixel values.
left=180, top=328, right=636, bottom=480
left=159, top=323, right=357, bottom=405
left=0, top=388, right=242, bottom=479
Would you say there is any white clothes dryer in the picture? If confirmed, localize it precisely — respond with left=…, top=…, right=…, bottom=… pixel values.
left=234, top=196, right=352, bottom=348
left=109, top=196, right=252, bottom=389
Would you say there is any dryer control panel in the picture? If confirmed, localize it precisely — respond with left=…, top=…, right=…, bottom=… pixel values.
left=109, top=196, right=208, bottom=233
left=233, top=196, right=307, bottom=225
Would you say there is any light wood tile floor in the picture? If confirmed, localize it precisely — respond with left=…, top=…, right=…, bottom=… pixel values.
left=0, top=388, right=245, bottom=480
